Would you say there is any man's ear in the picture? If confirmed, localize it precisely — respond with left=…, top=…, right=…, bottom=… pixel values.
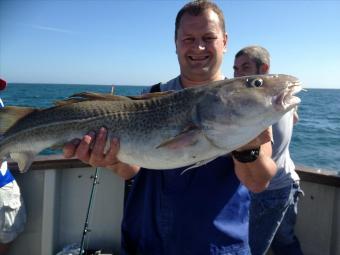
left=260, top=63, right=269, bottom=74
left=223, top=33, right=228, bottom=53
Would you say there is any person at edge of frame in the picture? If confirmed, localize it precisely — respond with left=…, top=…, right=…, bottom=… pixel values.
left=63, top=1, right=277, bottom=254
left=233, top=45, right=304, bottom=255
left=0, top=78, right=27, bottom=255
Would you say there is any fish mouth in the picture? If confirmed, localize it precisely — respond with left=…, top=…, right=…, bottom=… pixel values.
left=273, top=79, right=303, bottom=111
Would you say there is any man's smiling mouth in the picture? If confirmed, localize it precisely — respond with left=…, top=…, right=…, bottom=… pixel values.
left=188, top=55, right=209, bottom=61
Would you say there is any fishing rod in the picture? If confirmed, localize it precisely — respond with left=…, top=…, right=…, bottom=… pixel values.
left=79, top=86, right=114, bottom=255
left=79, top=167, right=100, bottom=255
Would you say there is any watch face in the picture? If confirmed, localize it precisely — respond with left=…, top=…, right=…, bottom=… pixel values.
left=232, top=147, right=260, bottom=163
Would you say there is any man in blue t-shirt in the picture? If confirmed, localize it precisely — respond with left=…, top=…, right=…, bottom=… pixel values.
left=63, top=1, right=278, bottom=254
left=0, top=78, right=26, bottom=254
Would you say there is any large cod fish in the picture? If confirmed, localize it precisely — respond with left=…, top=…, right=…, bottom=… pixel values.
left=0, top=74, right=302, bottom=172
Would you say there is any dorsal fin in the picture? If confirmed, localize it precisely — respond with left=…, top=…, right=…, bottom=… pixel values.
left=54, top=92, right=132, bottom=106
left=127, top=91, right=175, bottom=100
left=54, top=91, right=175, bottom=106
left=71, top=92, right=131, bottom=100
left=0, top=106, right=37, bottom=134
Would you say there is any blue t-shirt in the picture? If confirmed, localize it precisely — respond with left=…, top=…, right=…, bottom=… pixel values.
left=121, top=77, right=250, bottom=255
left=0, top=162, right=14, bottom=188
left=0, top=98, right=14, bottom=188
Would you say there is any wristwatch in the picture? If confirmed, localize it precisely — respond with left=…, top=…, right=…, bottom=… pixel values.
left=231, top=147, right=261, bottom=163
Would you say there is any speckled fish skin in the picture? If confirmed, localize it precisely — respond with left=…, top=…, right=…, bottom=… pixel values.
left=0, top=74, right=302, bottom=172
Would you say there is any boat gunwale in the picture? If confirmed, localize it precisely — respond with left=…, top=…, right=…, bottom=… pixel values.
left=8, top=155, right=340, bottom=187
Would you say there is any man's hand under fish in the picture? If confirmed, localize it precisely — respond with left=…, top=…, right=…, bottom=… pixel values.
left=235, top=127, right=273, bottom=152
left=63, top=127, right=140, bottom=180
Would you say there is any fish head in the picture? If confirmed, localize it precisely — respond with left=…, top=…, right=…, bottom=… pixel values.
left=196, top=74, right=302, bottom=149
left=229, top=74, right=301, bottom=112
left=252, top=74, right=302, bottom=111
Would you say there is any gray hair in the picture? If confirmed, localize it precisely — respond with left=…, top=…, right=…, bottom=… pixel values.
left=235, top=45, right=270, bottom=69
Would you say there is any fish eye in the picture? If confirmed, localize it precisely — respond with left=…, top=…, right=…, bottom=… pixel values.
left=247, top=78, right=263, bottom=88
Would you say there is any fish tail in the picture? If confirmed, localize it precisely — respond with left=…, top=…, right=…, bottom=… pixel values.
left=0, top=106, right=36, bottom=135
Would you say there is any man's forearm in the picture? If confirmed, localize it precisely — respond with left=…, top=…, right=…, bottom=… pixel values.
left=108, top=162, right=140, bottom=180
left=233, top=142, right=277, bottom=193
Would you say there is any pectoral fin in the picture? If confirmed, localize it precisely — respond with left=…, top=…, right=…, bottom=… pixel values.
left=180, top=156, right=219, bottom=175
left=156, top=126, right=202, bottom=150
left=10, top=152, right=36, bottom=173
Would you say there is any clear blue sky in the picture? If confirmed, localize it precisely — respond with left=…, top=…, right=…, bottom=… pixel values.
left=1, top=0, right=339, bottom=88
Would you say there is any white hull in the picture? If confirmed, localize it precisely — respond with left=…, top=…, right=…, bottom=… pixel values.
left=8, top=156, right=340, bottom=255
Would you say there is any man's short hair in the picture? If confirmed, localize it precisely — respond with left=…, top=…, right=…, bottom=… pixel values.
left=235, top=45, right=270, bottom=69
left=175, top=0, right=226, bottom=40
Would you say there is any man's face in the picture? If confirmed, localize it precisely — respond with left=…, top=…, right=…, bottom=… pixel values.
left=233, top=54, right=260, bottom=77
left=175, top=9, right=227, bottom=84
